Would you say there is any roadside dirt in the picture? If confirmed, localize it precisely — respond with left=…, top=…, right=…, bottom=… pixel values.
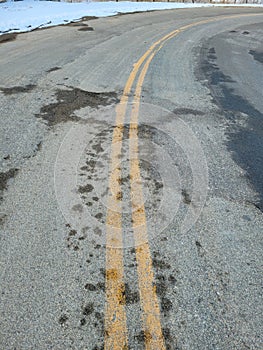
left=0, top=33, right=17, bottom=44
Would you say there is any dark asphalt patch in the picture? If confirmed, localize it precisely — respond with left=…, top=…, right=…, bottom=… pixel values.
left=67, top=21, right=94, bottom=31
left=58, top=314, right=68, bottom=326
left=152, top=257, right=171, bottom=270
left=181, top=189, right=191, bottom=205
left=0, top=168, right=19, bottom=201
left=124, top=283, right=140, bottom=305
left=80, top=318, right=87, bottom=326
left=78, top=27, right=94, bottom=32
left=0, top=33, right=17, bottom=44
left=36, top=87, right=119, bottom=127
left=199, top=47, right=234, bottom=86
left=0, top=213, right=7, bottom=226
left=78, top=183, right=94, bottom=194
left=0, top=84, right=36, bottom=95
left=173, top=107, right=205, bottom=116
left=249, top=49, right=263, bottom=64
left=85, top=283, right=97, bottom=291
left=162, top=327, right=177, bottom=350
left=83, top=303, right=94, bottom=316
left=46, top=66, right=61, bottom=73
left=77, top=122, right=194, bottom=236
left=195, top=240, right=205, bottom=258
left=84, top=281, right=105, bottom=292
left=156, top=277, right=172, bottom=317
left=72, top=204, right=84, bottom=213
left=198, top=42, right=263, bottom=211
left=65, top=227, right=90, bottom=251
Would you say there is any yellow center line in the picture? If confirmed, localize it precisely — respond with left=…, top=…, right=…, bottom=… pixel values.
left=129, top=51, right=166, bottom=349
left=105, top=143, right=127, bottom=349
left=104, top=12, right=262, bottom=350
left=104, top=23, right=172, bottom=350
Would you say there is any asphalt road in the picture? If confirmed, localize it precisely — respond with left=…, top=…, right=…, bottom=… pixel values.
left=0, top=7, right=263, bottom=350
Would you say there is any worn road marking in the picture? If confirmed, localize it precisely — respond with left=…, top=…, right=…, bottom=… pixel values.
left=104, top=12, right=262, bottom=350
left=129, top=51, right=166, bottom=349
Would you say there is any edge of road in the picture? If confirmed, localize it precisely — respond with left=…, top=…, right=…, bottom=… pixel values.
left=1, top=5, right=263, bottom=43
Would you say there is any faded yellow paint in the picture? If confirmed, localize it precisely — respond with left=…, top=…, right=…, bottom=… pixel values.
left=129, top=51, right=166, bottom=349
left=104, top=24, right=162, bottom=350
left=104, top=106, right=127, bottom=349
left=104, top=13, right=262, bottom=350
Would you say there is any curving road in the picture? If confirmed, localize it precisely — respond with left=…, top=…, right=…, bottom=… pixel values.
left=0, top=7, right=263, bottom=350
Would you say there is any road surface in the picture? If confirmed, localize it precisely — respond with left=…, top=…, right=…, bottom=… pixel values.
left=0, top=7, right=262, bottom=350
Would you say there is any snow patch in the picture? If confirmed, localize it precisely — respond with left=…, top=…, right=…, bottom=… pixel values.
left=0, top=0, right=262, bottom=35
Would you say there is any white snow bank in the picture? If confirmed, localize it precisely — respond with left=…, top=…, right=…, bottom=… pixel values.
left=0, top=0, right=262, bottom=35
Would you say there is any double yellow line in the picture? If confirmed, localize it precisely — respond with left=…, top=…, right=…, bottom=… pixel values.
left=104, top=25, right=182, bottom=350
left=103, top=12, right=262, bottom=350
